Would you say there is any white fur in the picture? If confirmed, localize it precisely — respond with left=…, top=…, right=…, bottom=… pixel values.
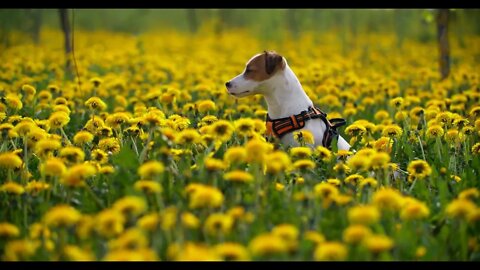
left=227, top=55, right=351, bottom=150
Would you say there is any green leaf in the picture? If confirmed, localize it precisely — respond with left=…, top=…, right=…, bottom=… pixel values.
left=111, top=143, right=139, bottom=170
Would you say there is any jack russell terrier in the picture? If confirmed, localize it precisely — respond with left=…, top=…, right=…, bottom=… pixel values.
left=225, top=51, right=351, bottom=151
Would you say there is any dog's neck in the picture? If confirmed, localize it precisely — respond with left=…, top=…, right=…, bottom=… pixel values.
left=262, top=64, right=313, bottom=119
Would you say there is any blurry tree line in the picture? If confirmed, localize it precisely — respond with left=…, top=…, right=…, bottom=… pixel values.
left=0, top=9, right=478, bottom=80
left=1, top=9, right=479, bottom=44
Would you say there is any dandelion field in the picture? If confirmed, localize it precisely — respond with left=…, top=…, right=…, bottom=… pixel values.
left=0, top=27, right=480, bottom=261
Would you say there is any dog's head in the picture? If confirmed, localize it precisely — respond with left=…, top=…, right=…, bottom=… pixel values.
left=225, top=51, right=286, bottom=98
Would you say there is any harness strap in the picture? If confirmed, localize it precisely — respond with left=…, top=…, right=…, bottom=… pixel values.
left=265, top=106, right=346, bottom=149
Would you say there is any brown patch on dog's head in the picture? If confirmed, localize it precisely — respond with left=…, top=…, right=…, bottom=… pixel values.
left=243, top=51, right=285, bottom=82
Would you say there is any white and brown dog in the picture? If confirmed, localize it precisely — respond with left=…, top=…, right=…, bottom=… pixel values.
left=226, top=51, right=351, bottom=151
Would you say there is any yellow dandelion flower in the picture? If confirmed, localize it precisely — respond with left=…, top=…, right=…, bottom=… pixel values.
left=290, top=147, right=312, bottom=159
left=187, top=185, right=224, bottom=209
left=272, top=223, right=299, bottom=243
left=369, top=152, right=391, bottom=170
left=327, top=178, right=341, bottom=186
left=415, top=246, right=427, bottom=258
left=61, top=163, right=97, bottom=187
left=90, top=77, right=103, bottom=87
left=315, top=146, right=333, bottom=162
left=374, top=110, right=390, bottom=121
left=389, top=97, right=404, bottom=109
left=108, top=228, right=148, bottom=251
left=382, top=124, right=403, bottom=139
left=35, top=138, right=62, bottom=159
left=224, top=146, right=247, bottom=164
left=44, top=204, right=82, bottom=228
left=209, top=120, right=234, bottom=142
left=374, top=136, right=393, bottom=153
left=98, top=137, right=121, bottom=154
left=197, top=100, right=217, bottom=113
left=91, top=149, right=109, bottom=164
left=344, top=174, right=364, bottom=186
left=372, top=188, right=403, bottom=211
left=347, top=204, right=380, bottom=225
left=245, top=138, right=273, bottom=163
left=175, top=128, right=200, bottom=145
left=204, top=157, right=226, bottom=171
left=304, top=230, right=325, bottom=246
left=137, top=213, right=160, bottom=232
left=0, top=152, right=23, bottom=169
left=59, top=146, right=85, bottom=163
left=48, top=111, right=70, bottom=129
left=459, top=188, right=479, bottom=201
left=113, top=196, right=147, bottom=217
left=445, top=129, right=463, bottom=145
left=363, top=234, right=394, bottom=254
left=174, top=242, right=220, bottom=261
left=249, top=233, right=288, bottom=257
left=293, top=159, right=316, bottom=170
left=234, top=118, right=256, bottom=136
left=3, top=239, right=37, bottom=261
left=400, top=198, right=430, bottom=220
left=313, top=241, right=348, bottom=261
left=95, top=209, right=125, bottom=238
left=343, top=224, right=372, bottom=244
left=22, top=84, right=36, bottom=95
left=63, top=245, right=95, bottom=261
left=407, top=160, right=432, bottom=180
left=472, top=143, right=480, bottom=155
left=204, top=213, right=234, bottom=236
left=84, top=117, right=105, bottom=133
left=223, top=170, right=254, bottom=183
left=5, top=94, right=23, bottom=110
left=103, top=248, right=158, bottom=261
left=313, top=182, right=339, bottom=201
left=85, top=97, right=107, bottom=111
left=76, top=215, right=95, bottom=240
left=264, top=151, right=291, bottom=174
left=345, top=124, right=367, bottom=137
left=138, top=160, right=165, bottom=179
left=181, top=212, right=200, bottom=229
left=214, top=242, right=250, bottom=261
left=293, top=130, right=315, bottom=144
left=1, top=182, right=25, bottom=195
left=445, top=199, right=477, bottom=219
left=134, top=180, right=162, bottom=194
left=346, top=154, right=370, bottom=172
left=25, top=180, right=50, bottom=195
left=0, top=222, right=20, bottom=238
left=73, top=130, right=94, bottom=145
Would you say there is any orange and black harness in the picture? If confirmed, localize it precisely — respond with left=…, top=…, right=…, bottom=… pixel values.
left=265, top=106, right=347, bottom=149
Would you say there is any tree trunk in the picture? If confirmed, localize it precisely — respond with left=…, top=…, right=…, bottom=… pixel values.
left=287, top=9, right=298, bottom=38
left=216, top=9, right=230, bottom=36
left=28, top=9, right=42, bottom=44
left=187, top=9, right=198, bottom=33
left=59, top=9, right=72, bottom=71
left=436, top=9, right=450, bottom=80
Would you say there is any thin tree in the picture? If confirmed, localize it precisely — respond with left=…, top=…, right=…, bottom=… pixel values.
left=187, top=9, right=198, bottom=33
left=436, top=9, right=450, bottom=80
left=29, top=9, right=42, bottom=44
left=59, top=9, right=72, bottom=72
left=287, top=9, right=299, bottom=39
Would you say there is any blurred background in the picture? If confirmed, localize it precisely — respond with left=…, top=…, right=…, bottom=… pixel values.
left=1, top=9, right=479, bottom=45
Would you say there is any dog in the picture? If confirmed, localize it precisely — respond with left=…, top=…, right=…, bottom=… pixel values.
left=225, top=50, right=351, bottom=151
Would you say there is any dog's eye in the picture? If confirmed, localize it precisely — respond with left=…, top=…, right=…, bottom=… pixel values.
left=245, top=69, right=251, bottom=74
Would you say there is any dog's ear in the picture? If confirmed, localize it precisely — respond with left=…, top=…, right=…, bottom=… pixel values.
left=265, top=51, right=285, bottom=75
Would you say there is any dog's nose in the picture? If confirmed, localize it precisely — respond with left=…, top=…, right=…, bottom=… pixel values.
left=225, top=81, right=231, bottom=88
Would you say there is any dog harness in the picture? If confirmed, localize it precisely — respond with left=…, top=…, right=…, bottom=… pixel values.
left=265, top=106, right=347, bottom=149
